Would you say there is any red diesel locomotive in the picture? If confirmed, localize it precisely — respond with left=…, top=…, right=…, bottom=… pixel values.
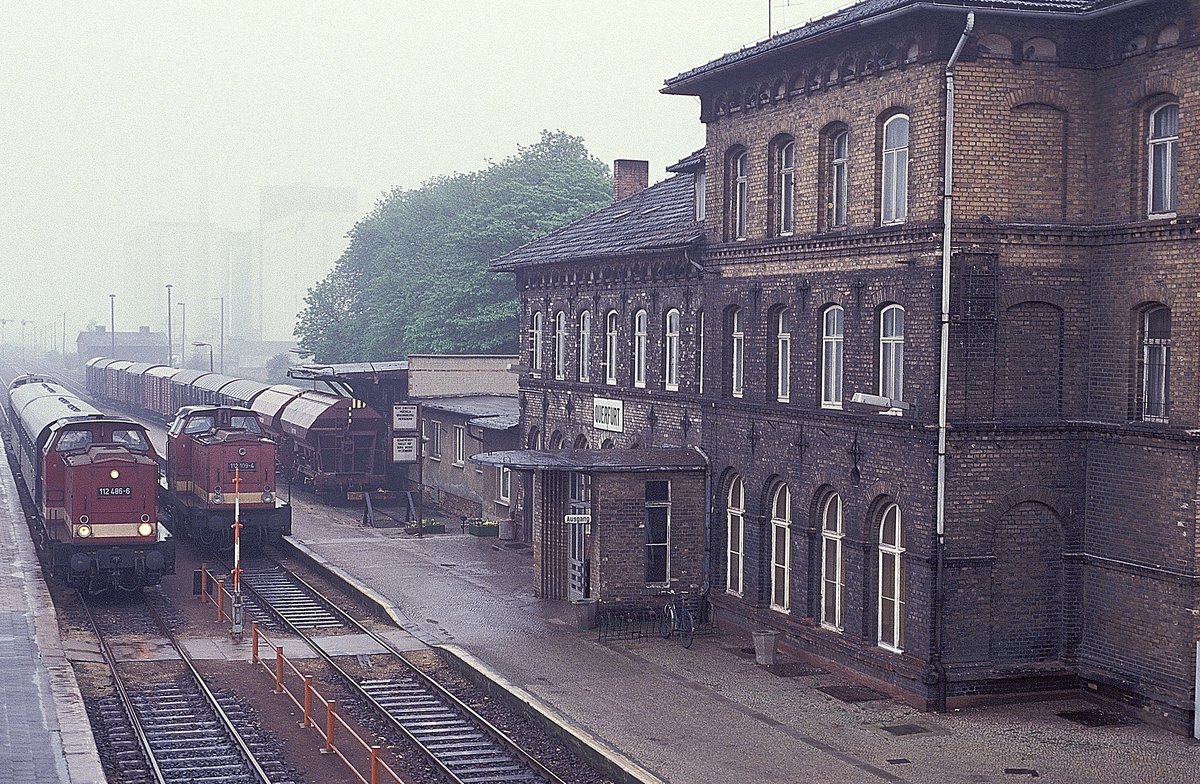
left=161, top=404, right=292, bottom=549
left=5, top=376, right=175, bottom=592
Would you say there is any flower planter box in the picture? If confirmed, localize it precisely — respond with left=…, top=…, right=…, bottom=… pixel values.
left=468, top=522, right=499, bottom=537
left=405, top=522, right=445, bottom=535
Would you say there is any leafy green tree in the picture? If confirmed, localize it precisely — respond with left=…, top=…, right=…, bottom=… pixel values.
left=296, top=131, right=611, bottom=361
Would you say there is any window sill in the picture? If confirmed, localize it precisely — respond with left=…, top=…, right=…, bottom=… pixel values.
left=821, top=402, right=843, bottom=410
left=770, top=603, right=790, bottom=614
left=726, top=588, right=743, bottom=598
left=634, top=381, right=646, bottom=389
left=453, top=461, right=465, bottom=469
left=878, top=642, right=903, bottom=655
left=428, top=456, right=441, bottom=462
left=1147, top=211, right=1177, bottom=221
left=665, top=384, right=679, bottom=392
left=776, top=396, right=790, bottom=404
left=496, top=498, right=510, bottom=507
left=820, top=622, right=844, bottom=634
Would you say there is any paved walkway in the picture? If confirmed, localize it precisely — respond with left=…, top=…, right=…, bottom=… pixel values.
left=287, top=508, right=1200, bottom=784
left=0, top=439, right=105, bottom=783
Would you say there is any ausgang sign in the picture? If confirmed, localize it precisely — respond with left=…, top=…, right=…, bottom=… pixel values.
left=593, top=396, right=624, bottom=433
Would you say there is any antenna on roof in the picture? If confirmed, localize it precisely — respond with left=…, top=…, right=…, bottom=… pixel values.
left=768, top=0, right=772, bottom=37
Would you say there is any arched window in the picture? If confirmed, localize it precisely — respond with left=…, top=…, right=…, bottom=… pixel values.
left=604, top=310, right=618, bottom=385
left=1148, top=103, right=1178, bottom=217
left=881, top=115, right=909, bottom=225
left=531, top=312, right=544, bottom=375
left=879, top=304, right=905, bottom=403
left=553, top=310, right=567, bottom=380
left=878, top=503, right=905, bottom=651
left=775, top=308, right=791, bottom=402
left=820, top=493, right=843, bottom=630
left=549, top=431, right=564, bottom=450
left=1142, top=305, right=1171, bottom=422
left=779, top=141, right=795, bottom=235
left=726, top=476, right=745, bottom=595
left=632, top=309, right=648, bottom=388
left=730, top=307, right=745, bottom=398
left=577, top=311, right=591, bottom=382
left=770, top=484, right=791, bottom=611
left=664, top=309, right=681, bottom=391
left=822, top=305, right=844, bottom=408
left=830, top=130, right=849, bottom=227
left=733, top=151, right=749, bottom=240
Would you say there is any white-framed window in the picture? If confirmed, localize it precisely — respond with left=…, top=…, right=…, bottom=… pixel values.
left=531, top=312, right=544, bottom=375
left=879, top=304, right=905, bottom=403
left=453, top=425, right=465, bottom=466
left=664, top=309, right=680, bottom=391
left=733, top=151, right=749, bottom=240
left=1142, top=305, right=1171, bottom=422
left=731, top=307, right=744, bottom=398
left=770, top=483, right=791, bottom=612
left=881, top=114, right=909, bottom=225
left=697, top=310, right=706, bottom=394
left=878, top=503, right=905, bottom=652
left=822, top=305, right=844, bottom=408
left=775, top=308, right=791, bottom=402
left=645, top=480, right=671, bottom=584
left=779, top=141, right=795, bottom=235
left=820, top=493, right=843, bottom=631
left=605, top=310, right=618, bottom=385
left=726, top=475, right=745, bottom=595
left=1148, top=102, right=1178, bottom=218
left=427, top=420, right=442, bottom=459
left=553, top=310, right=567, bottom=380
left=498, top=466, right=511, bottom=504
left=632, top=309, right=648, bottom=388
left=694, top=169, right=706, bottom=222
left=831, top=130, right=849, bottom=227
left=577, top=311, right=591, bottom=382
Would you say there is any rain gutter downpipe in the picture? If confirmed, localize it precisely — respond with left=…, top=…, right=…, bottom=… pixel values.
left=934, top=11, right=974, bottom=714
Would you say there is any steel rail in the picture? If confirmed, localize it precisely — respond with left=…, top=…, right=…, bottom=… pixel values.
left=78, top=597, right=169, bottom=784
left=234, top=553, right=569, bottom=784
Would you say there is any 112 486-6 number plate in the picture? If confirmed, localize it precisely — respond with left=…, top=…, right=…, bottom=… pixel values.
left=98, top=487, right=132, bottom=497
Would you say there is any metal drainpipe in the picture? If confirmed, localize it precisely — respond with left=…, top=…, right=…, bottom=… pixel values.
left=934, top=12, right=974, bottom=714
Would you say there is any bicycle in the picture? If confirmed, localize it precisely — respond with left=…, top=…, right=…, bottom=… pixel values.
left=659, top=592, right=695, bottom=648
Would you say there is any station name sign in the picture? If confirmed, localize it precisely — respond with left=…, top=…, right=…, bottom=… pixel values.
left=593, top=397, right=623, bottom=433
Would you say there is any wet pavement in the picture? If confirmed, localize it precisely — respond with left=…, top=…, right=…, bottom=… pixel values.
left=286, top=504, right=1200, bottom=784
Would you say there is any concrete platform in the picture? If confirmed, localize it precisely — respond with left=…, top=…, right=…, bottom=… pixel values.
left=284, top=509, right=1200, bottom=784
left=0, top=438, right=106, bottom=783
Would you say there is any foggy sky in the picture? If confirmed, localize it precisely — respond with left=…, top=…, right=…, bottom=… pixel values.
left=0, top=1, right=848, bottom=344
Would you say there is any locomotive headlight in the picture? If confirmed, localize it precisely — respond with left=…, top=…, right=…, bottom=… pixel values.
left=239, top=448, right=247, bottom=456
left=213, top=486, right=224, bottom=503
left=262, top=487, right=274, bottom=503
left=76, top=524, right=92, bottom=538
left=110, top=469, right=120, bottom=479
left=138, top=522, right=153, bottom=537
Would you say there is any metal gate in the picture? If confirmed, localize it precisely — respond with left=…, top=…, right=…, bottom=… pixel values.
left=567, top=515, right=588, bottom=600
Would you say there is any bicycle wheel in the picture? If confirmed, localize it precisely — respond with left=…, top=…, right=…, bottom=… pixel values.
left=659, top=603, right=674, bottom=638
left=679, top=608, right=695, bottom=648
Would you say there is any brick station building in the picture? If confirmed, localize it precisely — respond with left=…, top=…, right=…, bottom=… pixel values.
left=481, top=0, right=1200, bottom=732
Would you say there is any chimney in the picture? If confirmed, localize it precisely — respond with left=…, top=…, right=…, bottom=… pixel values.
left=613, top=159, right=649, bottom=202
left=95, top=325, right=105, bottom=333
left=139, top=325, right=150, bottom=333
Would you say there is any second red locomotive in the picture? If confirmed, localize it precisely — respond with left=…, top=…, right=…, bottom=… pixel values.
left=161, top=404, right=292, bottom=549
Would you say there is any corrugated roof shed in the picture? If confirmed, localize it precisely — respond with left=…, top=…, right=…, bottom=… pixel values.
left=419, top=395, right=519, bottom=430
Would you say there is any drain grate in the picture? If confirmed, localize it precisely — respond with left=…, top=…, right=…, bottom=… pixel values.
left=1057, top=709, right=1140, bottom=727
left=880, top=723, right=932, bottom=736
left=818, top=684, right=887, bottom=703
left=767, top=662, right=828, bottom=678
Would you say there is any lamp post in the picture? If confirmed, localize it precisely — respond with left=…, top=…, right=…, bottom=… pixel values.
left=0, top=318, right=10, bottom=348
left=22, top=319, right=32, bottom=360
left=108, top=294, right=116, bottom=357
left=165, top=284, right=174, bottom=366
left=193, top=341, right=213, bottom=372
left=212, top=296, right=225, bottom=373
left=177, top=302, right=185, bottom=367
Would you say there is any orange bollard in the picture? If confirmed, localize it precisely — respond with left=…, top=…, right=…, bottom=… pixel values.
left=251, top=621, right=259, bottom=664
left=302, top=676, right=313, bottom=727
left=370, top=745, right=381, bottom=784
left=199, top=564, right=208, bottom=602
left=274, top=646, right=284, bottom=694
left=324, top=701, right=337, bottom=754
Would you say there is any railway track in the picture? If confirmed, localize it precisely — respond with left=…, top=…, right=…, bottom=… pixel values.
left=81, top=592, right=301, bottom=784
left=229, top=552, right=571, bottom=784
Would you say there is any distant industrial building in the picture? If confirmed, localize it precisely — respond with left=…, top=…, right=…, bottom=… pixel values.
left=76, top=326, right=167, bottom=368
left=258, top=184, right=356, bottom=342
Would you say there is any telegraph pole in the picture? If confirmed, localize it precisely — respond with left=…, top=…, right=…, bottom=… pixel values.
left=166, top=284, right=174, bottom=366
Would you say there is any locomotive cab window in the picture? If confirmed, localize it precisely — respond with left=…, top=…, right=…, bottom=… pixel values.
left=231, top=415, right=262, bottom=433
left=56, top=430, right=93, bottom=451
left=112, top=429, right=149, bottom=450
left=184, top=415, right=216, bottom=434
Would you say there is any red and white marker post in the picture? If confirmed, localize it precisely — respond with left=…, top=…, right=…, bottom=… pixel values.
left=231, top=467, right=244, bottom=638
